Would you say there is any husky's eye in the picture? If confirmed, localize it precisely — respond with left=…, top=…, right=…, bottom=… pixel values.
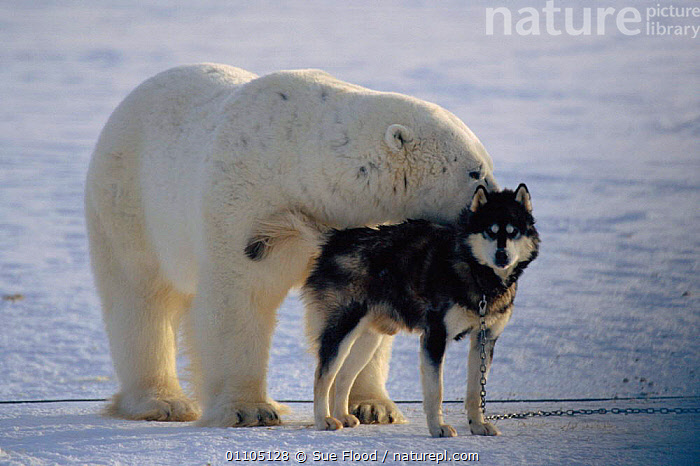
left=483, top=224, right=499, bottom=239
left=469, top=170, right=481, bottom=180
left=506, top=224, right=520, bottom=238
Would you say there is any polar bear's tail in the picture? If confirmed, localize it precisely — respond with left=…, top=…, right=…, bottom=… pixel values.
left=244, top=209, right=329, bottom=261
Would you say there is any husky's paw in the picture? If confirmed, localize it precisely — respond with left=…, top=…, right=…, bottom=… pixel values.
left=198, top=402, right=282, bottom=427
left=317, top=416, right=343, bottom=431
left=469, top=420, right=500, bottom=436
left=430, top=424, right=458, bottom=438
left=336, top=413, right=360, bottom=428
left=105, top=392, right=200, bottom=422
left=350, top=399, right=406, bottom=424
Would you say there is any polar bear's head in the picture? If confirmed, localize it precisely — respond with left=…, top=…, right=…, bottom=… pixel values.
left=309, top=90, right=498, bottom=227
left=250, top=70, right=498, bottom=228
left=381, top=109, right=497, bottom=223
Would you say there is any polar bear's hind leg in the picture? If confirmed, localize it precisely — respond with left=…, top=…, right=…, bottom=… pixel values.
left=348, top=335, right=406, bottom=424
left=86, top=198, right=199, bottom=422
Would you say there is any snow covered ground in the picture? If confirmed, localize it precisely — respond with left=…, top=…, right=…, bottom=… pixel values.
left=1, top=399, right=698, bottom=466
left=1, top=1, right=698, bottom=464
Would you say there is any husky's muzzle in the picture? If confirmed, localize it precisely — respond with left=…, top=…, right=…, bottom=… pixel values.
left=495, top=249, right=509, bottom=268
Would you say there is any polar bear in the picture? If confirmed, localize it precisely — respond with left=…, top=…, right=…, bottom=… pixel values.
left=85, top=63, right=497, bottom=427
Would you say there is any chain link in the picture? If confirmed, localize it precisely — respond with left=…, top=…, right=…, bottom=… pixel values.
left=477, top=295, right=700, bottom=421
left=485, top=407, right=700, bottom=420
left=478, top=295, right=488, bottom=416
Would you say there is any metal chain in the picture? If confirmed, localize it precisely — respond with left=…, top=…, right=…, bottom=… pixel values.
left=485, top=407, right=700, bottom=421
left=477, top=295, right=700, bottom=421
left=478, top=294, right=488, bottom=416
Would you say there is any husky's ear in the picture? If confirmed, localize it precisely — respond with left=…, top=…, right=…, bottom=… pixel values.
left=384, top=124, right=413, bottom=152
left=514, top=183, right=532, bottom=213
left=458, top=206, right=471, bottom=226
left=469, top=185, right=489, bottom=213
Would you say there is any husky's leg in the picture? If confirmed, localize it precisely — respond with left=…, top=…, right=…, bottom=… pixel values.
left=420, top=330, right=457, bottom=438
left=466, top=333, right=500, bottom=436
left=349, top=335, right=406, bottom=424
left=331, top=330, right=383, bottom=427
left=314, top=319, right=367, bottom=431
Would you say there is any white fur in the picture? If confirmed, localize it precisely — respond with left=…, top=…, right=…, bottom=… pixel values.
left=384, top=124, right=413, bottom=152
left=85, top=63, right=496, bottom=426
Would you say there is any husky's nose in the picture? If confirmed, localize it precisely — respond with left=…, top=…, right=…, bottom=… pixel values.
left=495, top=249, right=509, bottom=268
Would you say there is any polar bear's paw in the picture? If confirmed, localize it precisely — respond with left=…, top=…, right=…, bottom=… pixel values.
left=197, top=402, right=283, bottom=427
left=350, top=399, right=406, bottom=424
left=104, top=392, right=200, bottom=422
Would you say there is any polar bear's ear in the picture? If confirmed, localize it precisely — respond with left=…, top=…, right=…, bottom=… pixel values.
left=384, top=124, right=413, bottom=152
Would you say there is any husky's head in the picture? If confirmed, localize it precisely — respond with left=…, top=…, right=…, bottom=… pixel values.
left=459, top=184, right=539, bottom=280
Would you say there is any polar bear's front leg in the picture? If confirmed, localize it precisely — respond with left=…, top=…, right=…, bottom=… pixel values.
left=192, top=271, right=288, bottom=428
left=347, top=335, right=406, bottom=424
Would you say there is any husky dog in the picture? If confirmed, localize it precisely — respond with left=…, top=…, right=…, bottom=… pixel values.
left=302, top=184, right=539, bottom=437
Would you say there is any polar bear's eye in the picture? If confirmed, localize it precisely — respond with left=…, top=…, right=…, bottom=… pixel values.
left=469, top=171, right=481, bottom=180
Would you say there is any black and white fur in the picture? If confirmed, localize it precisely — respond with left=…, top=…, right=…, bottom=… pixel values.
left=302, top=184, right=539, bottom=437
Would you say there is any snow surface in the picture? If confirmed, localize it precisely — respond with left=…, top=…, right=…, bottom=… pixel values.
left=0, top=0, right=698, bottom=464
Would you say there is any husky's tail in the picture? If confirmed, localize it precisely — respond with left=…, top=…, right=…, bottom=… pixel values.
left=244, top=209, right=329, bottom=261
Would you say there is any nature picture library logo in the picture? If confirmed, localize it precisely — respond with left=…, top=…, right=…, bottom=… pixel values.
left=485, top=1, right=700, bottom=38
